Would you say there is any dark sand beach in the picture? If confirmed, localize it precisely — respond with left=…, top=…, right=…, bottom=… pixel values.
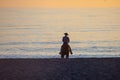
left=0, top=58, right=120, bottom=80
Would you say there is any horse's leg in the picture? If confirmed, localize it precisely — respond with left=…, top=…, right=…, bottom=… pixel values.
left=66, top=53, right=69, bottom=59
left=61, top=54, right=64, bottom=58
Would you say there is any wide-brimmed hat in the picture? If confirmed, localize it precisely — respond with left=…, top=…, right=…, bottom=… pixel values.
left=64, top=33, right=68, bottom=35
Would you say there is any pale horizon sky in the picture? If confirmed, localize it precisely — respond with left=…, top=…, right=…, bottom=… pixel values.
left=0, top=0, right=120, bottom=8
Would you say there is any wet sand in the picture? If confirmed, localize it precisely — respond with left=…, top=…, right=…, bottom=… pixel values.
left=0, top=58, right=120, bottom=80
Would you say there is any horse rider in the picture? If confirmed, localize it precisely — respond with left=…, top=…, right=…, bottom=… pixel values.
left=62, top=33, right=70, bottom=44
left=60, top=33, right=73, bottom=58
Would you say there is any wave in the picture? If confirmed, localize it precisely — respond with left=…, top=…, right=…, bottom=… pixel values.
left=0, top=40, right=120, bottom=45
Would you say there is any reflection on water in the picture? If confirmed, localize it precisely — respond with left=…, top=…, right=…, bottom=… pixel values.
left=0, top=8, right=120, bottom=58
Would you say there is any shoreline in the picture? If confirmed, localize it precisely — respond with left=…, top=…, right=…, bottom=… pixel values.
left=0, top=57, right=120, bottom=59
left=0, top=54, right=120, bottom=59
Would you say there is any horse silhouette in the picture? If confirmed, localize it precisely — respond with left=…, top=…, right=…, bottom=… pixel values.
left=59, top=43, right=73, bottom=58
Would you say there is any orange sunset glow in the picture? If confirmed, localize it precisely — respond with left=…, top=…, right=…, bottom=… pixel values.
left=0, top=0, right=120, bottom=8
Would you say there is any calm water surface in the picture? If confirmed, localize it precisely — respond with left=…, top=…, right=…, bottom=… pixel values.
left=0, top=8, right=120, bottom=58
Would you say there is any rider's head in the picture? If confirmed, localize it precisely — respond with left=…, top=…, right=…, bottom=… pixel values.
left=64, top=33, right=68, bottom=36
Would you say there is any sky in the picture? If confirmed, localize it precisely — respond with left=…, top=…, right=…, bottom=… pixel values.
left=0, top=0, right=120, bottom=8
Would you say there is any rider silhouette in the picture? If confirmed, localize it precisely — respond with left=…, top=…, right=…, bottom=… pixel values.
left=62, top=33, right=70, bottom=44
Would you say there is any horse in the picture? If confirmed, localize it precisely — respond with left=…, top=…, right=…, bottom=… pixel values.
left=59, top=43, right=73, bottom=59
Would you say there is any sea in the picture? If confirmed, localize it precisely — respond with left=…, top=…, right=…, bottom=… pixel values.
left=0, top=8, right=120, bottom=58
